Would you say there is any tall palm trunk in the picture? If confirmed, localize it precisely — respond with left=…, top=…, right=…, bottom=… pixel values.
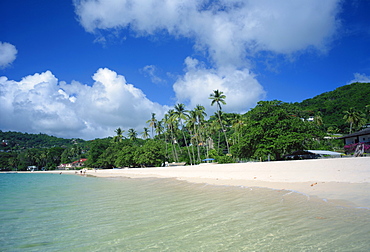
left=169, top=126, right=179, bottom=162
left=217, top=109, right=230, bottom=153
left=194, top=124, right=201, bottom=163
left=179, top=120, right=193, bottom=165
left=209, top=90, right=230, bottom=154
left=188, top=127, right=197, bottom=164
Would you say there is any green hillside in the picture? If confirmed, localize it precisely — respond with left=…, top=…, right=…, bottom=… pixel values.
left=0, top=130, right=85, bottom=152
left=295, top=82, right=370, bottom=132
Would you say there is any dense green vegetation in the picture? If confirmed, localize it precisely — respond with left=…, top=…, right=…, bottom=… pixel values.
left=1, top=83, right=369, bottom=171
left=0, top=131, right=85, bottom=151
left=232, top=101, right=327, bottom=161
left=296, top=82, right=370, bottom=133
left=0, top=131, right=87, bottom=171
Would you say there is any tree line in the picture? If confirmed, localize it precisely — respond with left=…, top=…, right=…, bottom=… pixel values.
left=1, top=83, right=369, bottom=170
left=83, top=89, right=368, bottom=169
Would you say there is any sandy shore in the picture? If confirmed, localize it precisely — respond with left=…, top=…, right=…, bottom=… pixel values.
left=24, top=157, right=370, bottom=208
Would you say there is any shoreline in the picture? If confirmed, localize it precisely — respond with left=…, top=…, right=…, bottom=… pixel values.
left=13, top=157, right=370, bottom=208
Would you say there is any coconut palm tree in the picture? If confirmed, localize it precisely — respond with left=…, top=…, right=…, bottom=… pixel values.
left=155, top=120, right=164, bottom=138
left=173, top=103, right=193, bottom=165
left=194, top=105, right=207, bottom=122
left=194, top=105, right=207, bottom=160
left=194, top=105, right=207, bottom=142
left=203, top=120, right=219, bottom=157
left=127, top=128, right=138, bottom=140
left=114, top=127, right=124, bottom=142
left=343, top=108, right=365, bottom=133
left=209, top=90, right=230, bottom=153
left=146, top=113, right=157, bottom=139
left=141, top=127, right=150, bottom=139
left=186, top=110, right=199, bottom=163
left=164, top=110, right=179, bottom=162
left=232, top=114, right=245, bottom=145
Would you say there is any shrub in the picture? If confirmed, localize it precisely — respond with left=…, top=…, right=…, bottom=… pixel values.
left=344, top=142, right=370, bottom=153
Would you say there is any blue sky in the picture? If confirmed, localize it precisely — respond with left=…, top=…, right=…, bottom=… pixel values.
left=1, top=0, right=370, bottom=140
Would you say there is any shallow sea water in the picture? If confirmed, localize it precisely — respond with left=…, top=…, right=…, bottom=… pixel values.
left=1, top=173, right=369, bottom=251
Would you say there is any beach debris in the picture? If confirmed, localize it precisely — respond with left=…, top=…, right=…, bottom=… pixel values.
left=310, top=182, right=318, bottom=187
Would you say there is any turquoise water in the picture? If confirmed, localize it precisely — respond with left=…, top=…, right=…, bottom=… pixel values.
left=1, top=173, right=370, bottom=251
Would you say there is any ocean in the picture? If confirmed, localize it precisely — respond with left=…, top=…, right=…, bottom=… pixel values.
left=1, top=173, right=369, bottom=251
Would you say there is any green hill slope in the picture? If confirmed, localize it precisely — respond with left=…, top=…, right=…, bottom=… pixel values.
left=295, top=82, right=370, bottom=132
left=0, top=131, right=85, bottom=151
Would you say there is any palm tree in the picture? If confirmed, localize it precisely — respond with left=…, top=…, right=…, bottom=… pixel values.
left=173, top=103, right=193, bottom=165
left=146, top=113, right=157, bottom=139
left=187, top=110, right=199, bottom=163
left=141, top=127, right=150, bottom=139
left=164, top=110, right=179, bottom=162
left=127, top=128, right=137, bottom=140
left=155, top=120, right=164, bottom=138
left=314, top=111, right=324, bottom=129
left=204, top=120, right=219, bottom=157
left=194, top=105, right=207, bottom=161
left=194, top=105, right=207, bottom=142
left=209, top=90, right=230, bottom=153
left=343, top=108, right=365, bottom=133
left=194, top=105, right=207, bottom=123
left=212, top=112, right=223, bottom=150
left=232, top=114, right=245, bottom=144
left=365, top=105, right=370, bottom=123
left=114, top=127, right=124, bottom=142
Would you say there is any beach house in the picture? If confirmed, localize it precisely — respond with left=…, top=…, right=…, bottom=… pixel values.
left=58, top=158, right=87, bottom=170
left=338, top=128, right=370, bottom=145
left=338, top=128, right=370, bottom=155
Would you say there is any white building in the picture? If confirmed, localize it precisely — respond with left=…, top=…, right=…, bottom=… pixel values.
left=338, top=128, right=370, bottom=145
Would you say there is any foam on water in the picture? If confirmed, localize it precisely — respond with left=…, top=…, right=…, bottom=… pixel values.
left=1, top=173, right=369, bottom=251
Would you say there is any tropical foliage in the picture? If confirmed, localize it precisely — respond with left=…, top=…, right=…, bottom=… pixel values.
left=297, top=82, right=370, bottom=133
left=0, top=130, right=84, bottom=150
left=0, top=131, right=86, bottom=170
left=1, top=83, right=368, bottom=170
left=231, top=101, right=326, bottom=161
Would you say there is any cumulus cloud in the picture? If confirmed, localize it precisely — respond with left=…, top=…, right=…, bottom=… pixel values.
left=74, top=0, right=340, bottom=66
left=348, top=73, right=370, bottom=84
left=74, top=0, right=341, bottom=112
left=174, top=57, right=265, bottom=113
left=0, top=42, right=17, bottom=68
left=0, top=68, right=168, bottom=139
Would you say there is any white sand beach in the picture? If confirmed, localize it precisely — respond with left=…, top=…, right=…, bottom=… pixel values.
left=34, top=157, right=370, bottom=207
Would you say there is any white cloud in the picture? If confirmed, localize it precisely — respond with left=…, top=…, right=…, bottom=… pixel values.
left=74, top=0, right=340, bottom=66
left=0, top=68, right=168, bottom=139
left=74, top=0, right=341, bottom=112
left=348, top=73, right=370, bottom=84
left=174, top=57, right=265, bottom=113
left=141, top=65, right=165, bottom=84
left=0, top=42, right=17, bottom=68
